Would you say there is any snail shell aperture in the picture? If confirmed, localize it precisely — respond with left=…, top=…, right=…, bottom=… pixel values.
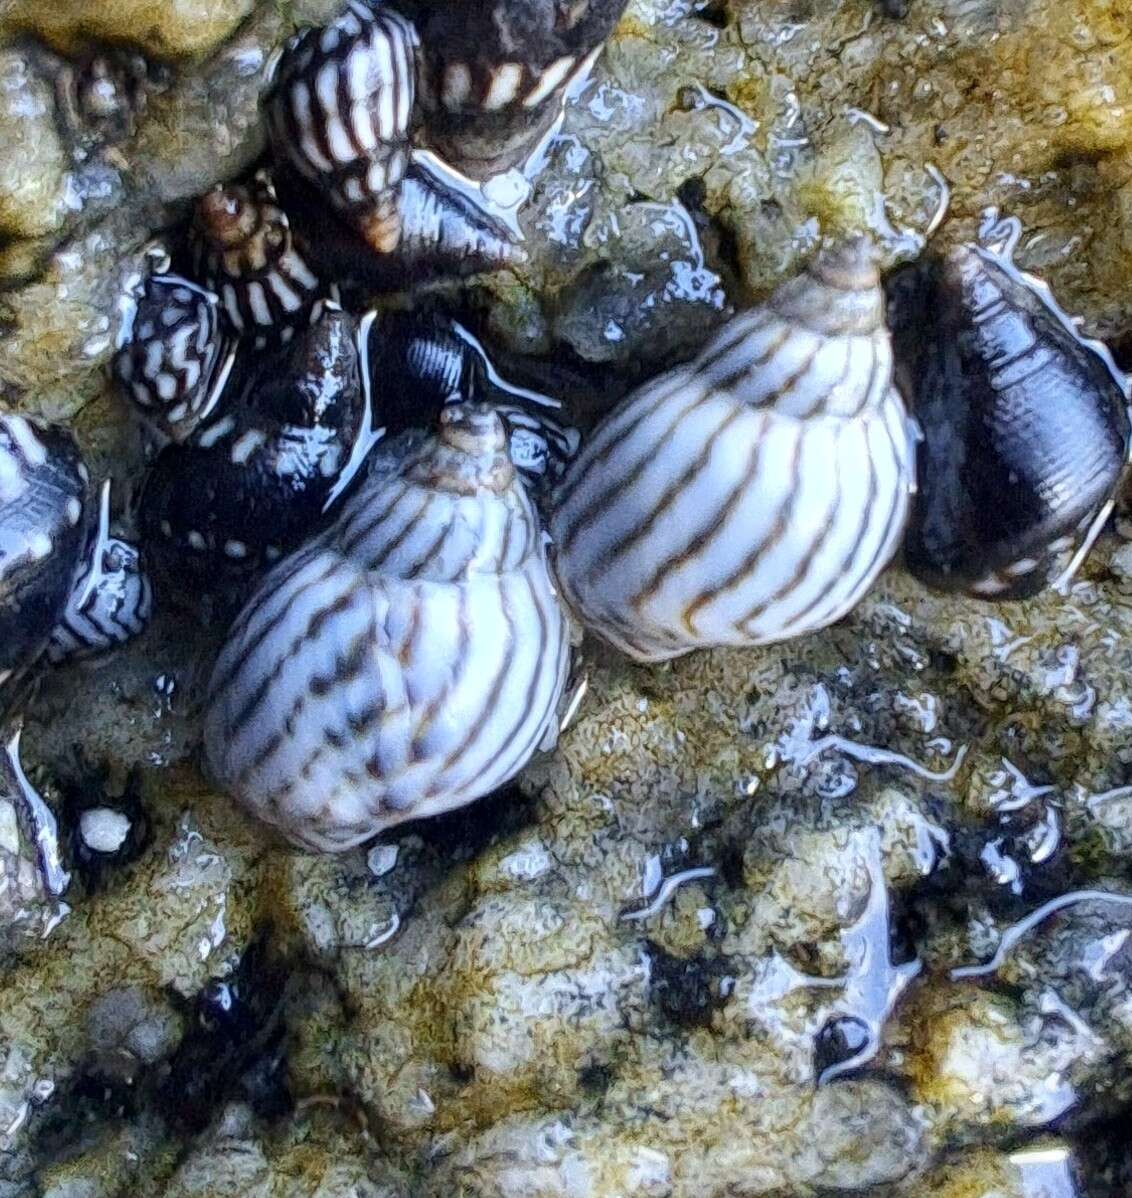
left=549, top=238, right=917, bottom=662
left=204, top=404, right=570, bottom=852
left=896, top=240, right=1131, bottom=598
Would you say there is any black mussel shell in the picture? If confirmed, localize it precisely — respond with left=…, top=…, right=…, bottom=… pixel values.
left=893, top=244, right=1130, bottom=599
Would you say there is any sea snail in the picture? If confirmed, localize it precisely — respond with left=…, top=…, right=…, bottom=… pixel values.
left=0, top=414, right=151, bottom=697
left=549, top=237, right=917, bottom=663
left=113, top=273, right=236, bottom=444
left=139, top=303, right=374, bottom=595
left=263, top=0, right=628, bottom=269
left=192, top=172, right=322, bottom=348
left=895, top=234, right=1131, bottom=598
left=409, top=0, right=632, bottom=175
left=204, top=404, right=570, bottom=852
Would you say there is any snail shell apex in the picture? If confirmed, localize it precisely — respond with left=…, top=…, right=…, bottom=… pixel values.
left=898, top=242, right=1131, bottom=598
left=204, top=404, right=569, bottom=852
left=549, top=238, right=916, bottom=662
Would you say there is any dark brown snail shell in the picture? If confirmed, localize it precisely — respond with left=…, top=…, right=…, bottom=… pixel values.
left=893, top=241, right=1131, bottom=599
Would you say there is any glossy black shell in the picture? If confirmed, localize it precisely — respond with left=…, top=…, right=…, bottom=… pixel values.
left=0, top=415, right=89, bottom=685
left=895, top=244, right=1130, bottom=598
left=139, top=304, right=368, bottom=595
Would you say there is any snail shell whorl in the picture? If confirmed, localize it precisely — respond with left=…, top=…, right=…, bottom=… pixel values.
left=900, top=242, right=1130, bottom=598
left=549, top=238, right=915, bottom=663
left=204, top=404, right=570, bottom=852
left=113, top=275, right=231, bottom=443
left=266, top=0, right=418, bottom=254
left=193, top=174, right=321, bottom=346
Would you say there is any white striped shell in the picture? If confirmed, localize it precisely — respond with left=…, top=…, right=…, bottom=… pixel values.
left=204, top=404, right=570, bottom=853
left=193, top=172, right=322, bottom=347
left=265, top=0, right=418, bottom=254
left=549, top=238, right=916, bottom=663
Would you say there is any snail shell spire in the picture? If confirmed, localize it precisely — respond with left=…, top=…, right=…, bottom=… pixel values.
left=193, top=173, right=321, bottom=347
left=204, top=404, right=570, bottom=853
left=265, top=0, right=418, bottom=254
left=549, top=237, right=915, bottom=663
left=899, top=241, right=1130, bottom=598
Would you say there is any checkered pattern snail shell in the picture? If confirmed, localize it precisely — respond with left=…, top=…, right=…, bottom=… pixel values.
left=897, top=239, right=1131, bottom=599
left=204, top=404, right=570, bottom=853
left=113, top=274, right=235, bottom=443
left=549, top=238, right=917, bottom=663
left=193, top=172, right=322, bottom=347
left=265, top=0, right=418, bottom=255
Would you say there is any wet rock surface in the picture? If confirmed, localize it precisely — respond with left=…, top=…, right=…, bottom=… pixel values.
left=2, top=0, right=1132, bottom=1195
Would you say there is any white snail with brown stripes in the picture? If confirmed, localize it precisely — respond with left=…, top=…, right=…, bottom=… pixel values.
left=204, top=404, right=570, bottom=853
left=549, top=237, right=918, bottom=663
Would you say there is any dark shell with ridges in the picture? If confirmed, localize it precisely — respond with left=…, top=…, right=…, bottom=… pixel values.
left=139, top=304, right=371, bottom=596
left=895, top=243, right=1131, bottom=599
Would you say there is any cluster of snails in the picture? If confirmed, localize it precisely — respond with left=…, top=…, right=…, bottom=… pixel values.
left=201, top=225, right=1130, bottom=851
left=113, top=0, right=625, bottom=597
left=552, top=227, right=1131, bottom=661
left=5, top=0, right=1131, bottom=860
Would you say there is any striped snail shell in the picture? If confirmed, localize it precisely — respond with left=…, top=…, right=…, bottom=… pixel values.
left=204, top=403, right=570, bottom=853
left=45, top=483, right=153, bottom=667
left=265, top=0, right=418, bottom=255
left=192, top=172, right=322, bottom=348
left=549, top=237, right=917, bottom=663
left=139, top=303, right=373, bottom=599
left=894, top=237, right=1131, bottom=598
left=113, top=274, right=235, bottom=443
left=0, top=414, right=89, bottom=691
left=411, top=0, right=630, bottom=175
